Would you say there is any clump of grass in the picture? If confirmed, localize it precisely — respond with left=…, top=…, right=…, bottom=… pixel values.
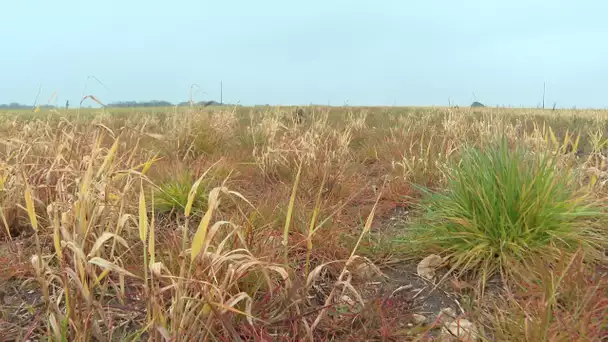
left=407, top=138, right=605, bottom=284
left=154, top=172, right=209, bottom=216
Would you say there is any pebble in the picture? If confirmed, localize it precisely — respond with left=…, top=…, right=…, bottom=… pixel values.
left=411, top=313, right=427, bottom=325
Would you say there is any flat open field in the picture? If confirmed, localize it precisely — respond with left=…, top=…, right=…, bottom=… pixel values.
left=0, top=105, right=606, bottom=341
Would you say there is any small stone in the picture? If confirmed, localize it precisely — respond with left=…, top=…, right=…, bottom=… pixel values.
left=340, top=295, right=356, bottom=306
left=438, top=307, right=457, bottom=324
left=412, top=314, right=427, bottom=325
left=354, top=262, right=378, bottom=280
left=442, top=319, right=479, bottom=342
left=417, top=254, right=443, bottom=281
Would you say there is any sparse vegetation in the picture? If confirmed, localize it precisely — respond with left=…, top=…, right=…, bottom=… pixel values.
left=0, top=105, right=606, bottom=341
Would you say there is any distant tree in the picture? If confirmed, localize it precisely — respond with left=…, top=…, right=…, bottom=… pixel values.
left=295, top=108, right=304, bottom=123
left=471, top=101, right=485, bottom=108
left=2, top=99, right=234, bottom=110
left=107, top=100, right=174, bottom=108
left=177, top=100, right=226, bottom=107
left=0, top=102, right=56, bottom=109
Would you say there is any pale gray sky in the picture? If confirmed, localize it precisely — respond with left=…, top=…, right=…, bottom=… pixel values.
left=1, top=0, right=607, bottom=108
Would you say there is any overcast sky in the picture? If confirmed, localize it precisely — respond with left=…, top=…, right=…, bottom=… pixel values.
left=1, top=0, right=607, bottom=108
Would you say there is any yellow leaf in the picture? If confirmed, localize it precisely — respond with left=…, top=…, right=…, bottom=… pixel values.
left=149, top=191, right=155, bottom=265
left=573, top=133, right=581, bottom=151
left=590, top=174, right=598, bottom=188
left=89, top=257, right=139, bottom=279
left=548, top=126, right=558, bottom=151
left=76, top=200, right=88, bottom=236
left=87, top=232, right=129, bottom=258
left=80, top=139, right=99, bottom=197
left=202, top=303, right=212, bottom=316
left=138, top=183, right=148, bottom=243
left=185, top=176, right=205, bottom=218
left=185, top=159, right=221, bottom=217
left=24, top=185, right=38, bottom=231
left=191, top=187, right=222, bottom=261
left=362, top=191, right=381, bottom=235
left=96, top=136, right=120, bottom=179
left=283, top=160, right=303, bottom=254
left=0, top=172, right=6, bottom=190
left=141, top=155, right=159, bottom=175
left=561, top=130, right=570, bottom=154
left=95, top=268, right=111, bottom=285
left=52, top=206, right=62, bottom=260
left=0, top=207, right=12, bottom=242
left=131, top=156, right=161, bottom=175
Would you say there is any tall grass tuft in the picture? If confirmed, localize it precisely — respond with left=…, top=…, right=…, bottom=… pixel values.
left=154, top=171, right=209, bottom=216
left=407, top=138, right=605, bottom=285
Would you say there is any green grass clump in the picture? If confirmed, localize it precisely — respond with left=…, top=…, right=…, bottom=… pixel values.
left=408, top=138, right=605, bottom=282
left=154, top=173, right=209, bottom=216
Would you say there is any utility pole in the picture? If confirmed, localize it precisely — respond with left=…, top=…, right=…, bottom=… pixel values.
left=542, top=82, right=546, bottom=109
left=220, top=81, right=223, bottom=105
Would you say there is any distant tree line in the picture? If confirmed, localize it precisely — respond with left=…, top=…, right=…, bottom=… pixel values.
left=0, top=102, right=56, bottom=109
left=107, top=100, right=174, bottom=108
left=0, top=100, right=227, bottom=109
left=107, top=100, right=226, bottom=108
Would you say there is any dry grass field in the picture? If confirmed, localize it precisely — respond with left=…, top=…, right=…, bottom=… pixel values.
left=0, top=105, right=606, bottom=341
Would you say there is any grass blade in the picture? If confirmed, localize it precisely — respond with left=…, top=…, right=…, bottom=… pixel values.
left=283, top=159, right=303, bottom=264
left=191, top=187, right=223, bottom=261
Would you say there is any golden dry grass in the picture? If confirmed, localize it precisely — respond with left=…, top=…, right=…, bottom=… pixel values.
left=0, top=105, right=606, bottom=341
